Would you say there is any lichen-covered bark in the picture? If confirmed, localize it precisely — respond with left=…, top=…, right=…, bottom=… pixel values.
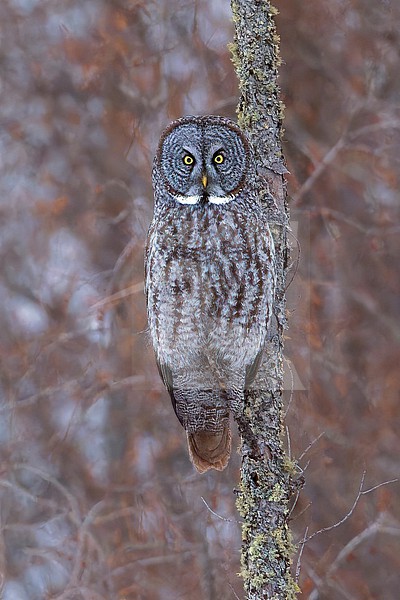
left=230, top=2, right=300, bottom=598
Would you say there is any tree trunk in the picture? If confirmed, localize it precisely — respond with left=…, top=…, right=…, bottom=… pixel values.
left=230, top=2, right=300, bottom=598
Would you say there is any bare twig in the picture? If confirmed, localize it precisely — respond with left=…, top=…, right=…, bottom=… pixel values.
left=13, top=464, right=82, bottom=523
left=305, top=472, right=398, bottom=543
left=327, top=512, right=400, bottom=578
left=297, top=432, right=325, bottom=463
left=227, top=581, right=242, bottom=600
left=292, top=501, right=312, bottom=522
left=293, top=117, right=400, bottom=204
left=295, top=526, right=309, bottom=583
left=91, top=281, right=144, bottom=311
left=292, top=136, right=345, bottom=203
left=307, top=566, right=324, bottom=600
left=288, top=490, right=300, bottom=519
left=305, top=470, right=367, bottom=543
left=200, top=496, right=239, bottom=523
left=361, top=478, right=399, bottom=496
left=318, top=206, right=400, bottom=240
left=286, top=425, right=292, bottom=461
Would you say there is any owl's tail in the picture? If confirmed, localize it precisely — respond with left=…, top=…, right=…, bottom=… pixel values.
left=187, top=424, right=232, bottom=473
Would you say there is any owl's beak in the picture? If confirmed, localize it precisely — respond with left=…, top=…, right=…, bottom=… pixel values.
left=201, top=173, right=208, bottom=189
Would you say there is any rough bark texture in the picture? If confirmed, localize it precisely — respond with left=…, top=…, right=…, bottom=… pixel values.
left=230, top=2, right=299, bottom=598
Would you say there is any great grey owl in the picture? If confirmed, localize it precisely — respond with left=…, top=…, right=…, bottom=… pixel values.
left=145, top=115, right=275, bottom=473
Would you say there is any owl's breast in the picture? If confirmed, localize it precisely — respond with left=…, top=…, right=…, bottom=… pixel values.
left=145, top=204, right=274, bottom=363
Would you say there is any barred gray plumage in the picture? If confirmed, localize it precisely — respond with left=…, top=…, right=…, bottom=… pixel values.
left=145, top=115, right=275, bottom=473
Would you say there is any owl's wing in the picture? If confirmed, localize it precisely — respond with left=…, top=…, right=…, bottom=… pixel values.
left=245, top=347, right=264, bottom=390
left=143, top=233, right=151, bottom=292
left=144, top=218, right=157, bottom=293
left=156, top=359, right=184, bottom=426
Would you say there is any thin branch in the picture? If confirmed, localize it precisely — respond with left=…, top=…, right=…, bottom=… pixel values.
left=326, top=512, right=400, bottom=577
left=13, top=464, right=82, bottom=523
left=295, top=526, right=309, bottom=583
left=307, top=566, right=324, bottom=600
left=319, top=207, right=400, bottom=236
left=346, top=118, right=400, bottom=141
left=305, top=472, right=398, bottom=544
left=93, top=504, right=141, bottom=526
left=108, top=375, right=147, bottom=391
left=327, top=580, right=358, bottom=600
left=305, top=470, right=366, bottom=543
left=292, top=501, right=312, bottom=522
left=293, top=117, right=400, bottom=204
left=297, top=432, right=325, bottom=463
left=292, top=136, right=345, bottom=203
left=91, top=281, right=144, bottom=311
left=0, top=380, right=80, bottom=413
left=227, top=581, right=242, bottom=600
left=287, top=490, right=300, bottom=519
left=200, top=496, right=240, bottom=523
left=286, top=425, right=292, bottom=461
left=361, top=478, right=398, bottom=496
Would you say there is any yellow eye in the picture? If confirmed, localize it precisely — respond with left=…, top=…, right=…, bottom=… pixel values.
left=183, top=154, right=194, bottom=166
left=213, top=153, right=224, bottom=165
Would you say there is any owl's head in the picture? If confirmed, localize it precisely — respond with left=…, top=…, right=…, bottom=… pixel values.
left=154, top=115, right=252, bottom=206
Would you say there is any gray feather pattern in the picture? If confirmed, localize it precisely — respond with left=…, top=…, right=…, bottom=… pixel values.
left=145, top=115, right=275, bottom=471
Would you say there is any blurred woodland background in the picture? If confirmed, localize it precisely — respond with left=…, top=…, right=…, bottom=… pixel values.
left=0, top=0, right=399, bottom=599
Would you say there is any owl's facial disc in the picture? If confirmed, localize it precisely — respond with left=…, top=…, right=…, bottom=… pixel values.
left=159, top=121, right=247, bottom=206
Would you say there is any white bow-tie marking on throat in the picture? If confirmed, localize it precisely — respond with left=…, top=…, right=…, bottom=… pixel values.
left=208, top=195, right=234, bottom=205
left=175, top=195, right=234, bottom=205
left=175, top=195, right=201, bottom=205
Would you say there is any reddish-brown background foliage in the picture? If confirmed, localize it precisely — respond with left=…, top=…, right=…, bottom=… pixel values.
left=0, top=1, right=399, bottom=599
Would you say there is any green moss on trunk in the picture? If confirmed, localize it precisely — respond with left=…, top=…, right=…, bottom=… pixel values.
left=230, top=2, right=300, bottom=598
